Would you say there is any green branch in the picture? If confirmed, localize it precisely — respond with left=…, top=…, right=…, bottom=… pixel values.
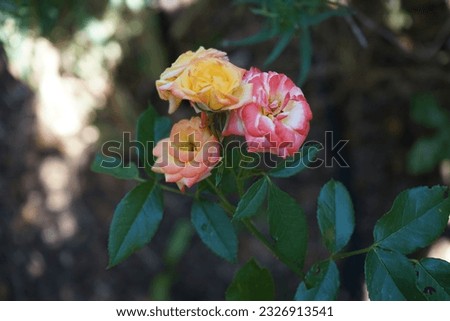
left=135, top=177, right=195, bottom=197
left=331, top=246, right=373, bottom=261
left=205, top=177, right=304, bottom=279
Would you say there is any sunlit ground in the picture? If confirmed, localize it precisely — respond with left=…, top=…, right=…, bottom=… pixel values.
left=1, top=1, right=193, bottom=296
left=2, top=0, right=194, bottom=248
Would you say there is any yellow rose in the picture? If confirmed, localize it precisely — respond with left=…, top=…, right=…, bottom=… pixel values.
left=156, top=47, right=228, bottom=114
left=174, top=58, right=252, bottom=112
left=156, top=47, right=252, bottom=113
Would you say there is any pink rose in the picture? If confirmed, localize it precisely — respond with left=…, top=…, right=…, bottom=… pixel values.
left=222, top=67, right=312, bottom=158
left=152, top=117, right=221, bottom=190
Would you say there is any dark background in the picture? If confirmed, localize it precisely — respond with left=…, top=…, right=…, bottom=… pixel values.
left=0, top=0, right=449, bottom=300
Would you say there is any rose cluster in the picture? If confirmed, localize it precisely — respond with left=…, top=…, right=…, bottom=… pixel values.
left=152, top=47, right=312, bottom=190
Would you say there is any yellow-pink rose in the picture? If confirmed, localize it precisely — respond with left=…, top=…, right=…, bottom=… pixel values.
left=156, top=47, right=252, bottom=113
left=151, top=117, right=221, bottom=191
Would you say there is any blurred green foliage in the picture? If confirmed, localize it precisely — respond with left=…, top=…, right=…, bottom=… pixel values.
left=224, top=0, right=350, bottom=84
left=0, top=0, right=108, bottom=39
left=408, top=93, right=450, bottom=175
left=150, top=219, right=194, bottom=300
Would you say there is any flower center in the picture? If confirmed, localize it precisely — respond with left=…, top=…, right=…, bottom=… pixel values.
left=187, top=60, right=237, bottom=94
left=173, top=132, right=199, bottom=152
left=262, top=95, right=285, bottom=119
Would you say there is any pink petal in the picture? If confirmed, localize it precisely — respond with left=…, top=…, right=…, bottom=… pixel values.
left=222, top=110, right=246, bottom=136
left=152, top=138, right=170, bottom=158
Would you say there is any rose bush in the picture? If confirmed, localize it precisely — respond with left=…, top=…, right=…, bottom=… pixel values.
left=151, top=116, right=221, bottom=190
left=223, top=67, right=312, bottom=158
left=94, top=46, right=450, bottom=303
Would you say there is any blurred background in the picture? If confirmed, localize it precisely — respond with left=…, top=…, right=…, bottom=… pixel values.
left=0, top=0, right=449, bottom=300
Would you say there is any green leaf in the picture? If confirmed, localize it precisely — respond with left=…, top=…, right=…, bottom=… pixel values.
left=0, top=0, right=16, bottom=13
left=214, top=162, right=225, bottom=187
left=415, top=258, right=450, bottom=300
left=294, top=260, right=339, bottom=300
left=233, top=178, right=268, bottom=220
left=226, top=258, right=275, bottom=300
left=37, top=2, right=59, bottom=36
left=91, top=153, right=140, bottom=180
left=411, top=93, right=449, bottom=129
left=268, top=183, right=308, bottom=271
left=250, top=7, right=279, bottom=18
left=239, top=149, right=262, bottom=170
left=317, top=180, right=355, bottom=254
left=264, top=28, right=295, bottom=67
left=234, top=0, right=262, bottom=4
left=222, top=25, right=279, bottom=47
left=108, top=181, right=163, bottom=267
left=154, top=116, right=172, bottom=143
left=191, top=199, right=238, bottom=262
left=365, top=247, right=426, bottom=300
left=150, top=273, right=172, bottom=300
left=303, top=7, right=350, bottom=26
left=407, top=137, right=444, bottom=175
left=164, top=219, right=193, bottom=266
left=297, top=27, right=312, bottom=86
left=269, top=144, right=320, bottom=178
left=136, top=106, right=157, bottom=172
left=373, top=186, right=450, bottom=254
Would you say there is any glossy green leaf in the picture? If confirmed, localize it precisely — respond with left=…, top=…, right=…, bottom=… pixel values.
left=268, top=183, right=308, bottom=271
left=269, top=144, right=320, bottom=178
left=264, top=28, right=295, bottom=67
left=365, top=247, right=426, bottom=300
left=206, top=144, right=240, bottom=196
left=407, top=137, right=444, bottom=175
left=191, top=199, right=238, bottom=262
left=415, top=258, right=450, bottom=300
left=317, top=180, right=355, bottom=253
left=226, top=258, right=275, bottom=300
left=154, top=116, right=172, bottom=143
left=373, top=186, right=450, bottom=254
left=411, top=93, right=449, bottom=129
left=294, top=260, right=339, bottom=301
left=233, top=178, right=268, bottom=220
left=136, top=106, right=157, bottom=172
left=91, top=154, right=139, bottom=180
left=108, top=181, right=163, bottom=267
